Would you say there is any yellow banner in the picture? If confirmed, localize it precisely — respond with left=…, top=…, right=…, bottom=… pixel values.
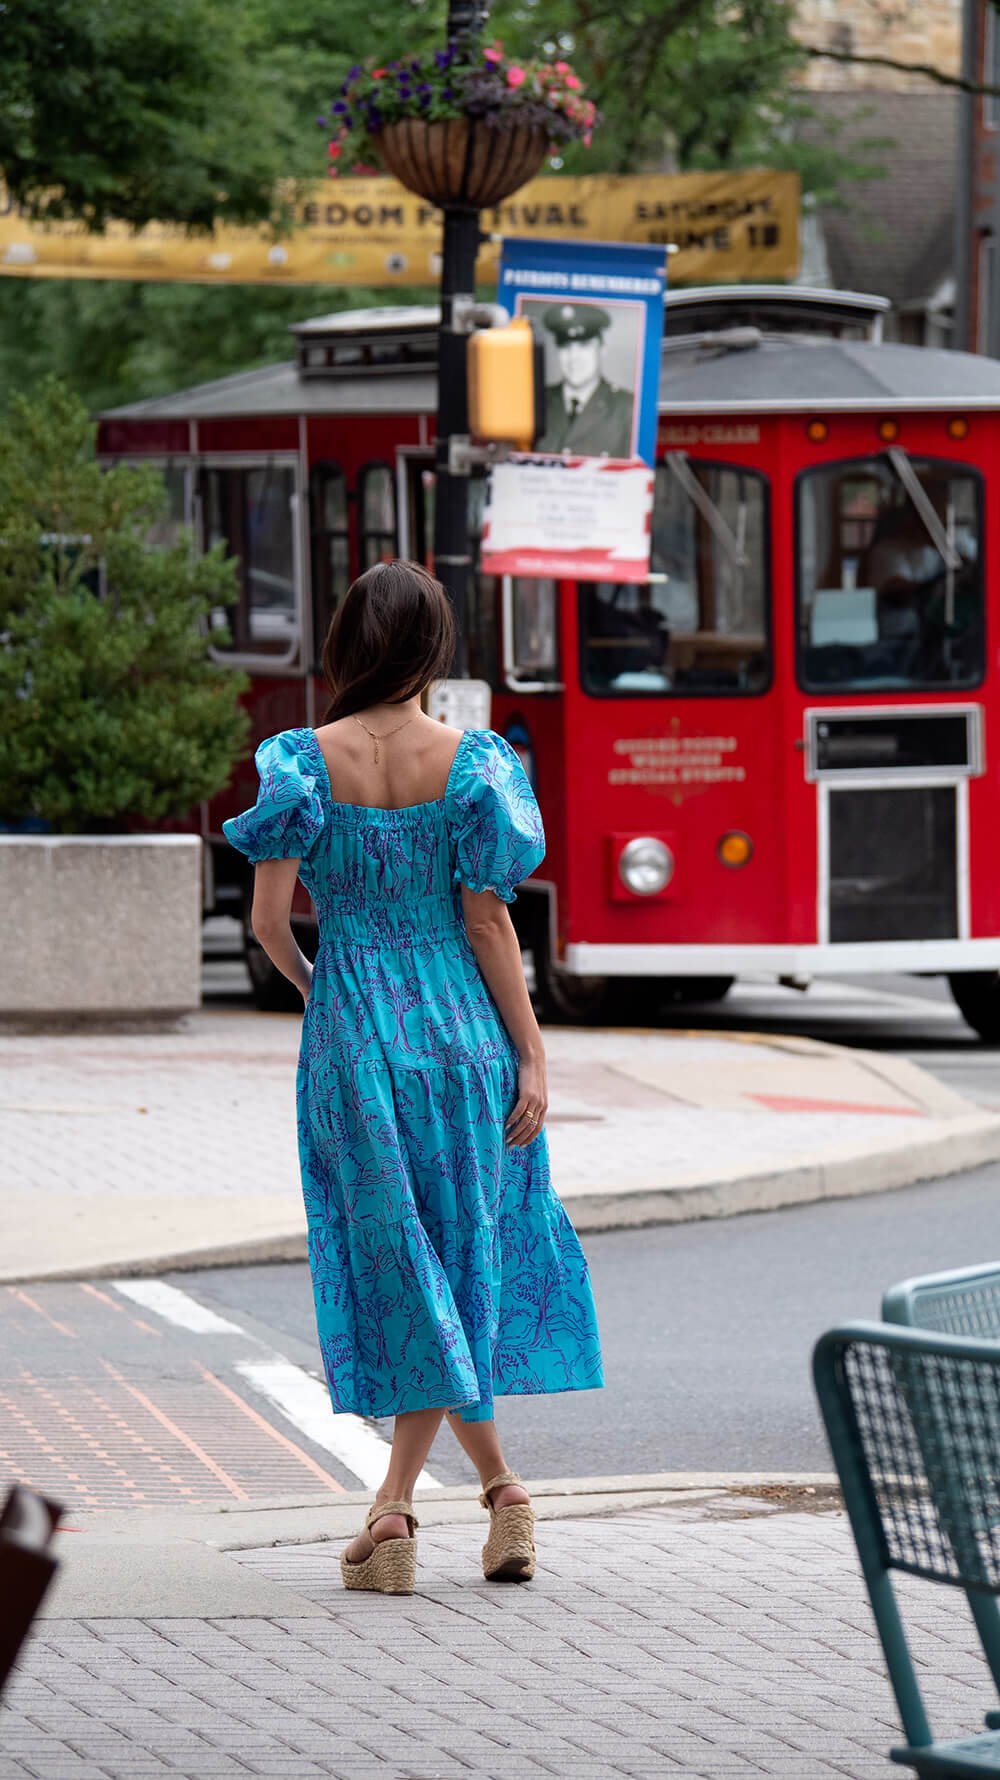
left=0, top=169, right=799, bottom=287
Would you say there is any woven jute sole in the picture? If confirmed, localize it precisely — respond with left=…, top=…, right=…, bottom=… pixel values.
left=340, top=1535, right=417, bottom=1595
left=482, top=1502, right=535, bottom=1583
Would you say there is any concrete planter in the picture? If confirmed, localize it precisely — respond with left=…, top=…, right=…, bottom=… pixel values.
left=0, top=834, right=202, bottom=1025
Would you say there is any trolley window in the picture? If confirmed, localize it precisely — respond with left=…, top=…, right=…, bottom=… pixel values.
left=359, top=463, right=397, bottom=567
left=579, top=461, right=770, bottom=696
left=103, top=458, right=190, bottom=550
left=200, top=462, right=298, bottom=655
left=309, top=461, right=350, bottom=663
left=146, top=462, right=189, bottom=550
left=797, top=454, right=984, bottom=691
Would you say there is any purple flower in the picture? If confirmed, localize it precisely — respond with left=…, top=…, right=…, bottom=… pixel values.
left=332, top=101, right=347, bottom=113
left=442, top=86, right=454, bottom=99
left=348, top=63, right=361, bottom=77
left=316, top=115, right=327, bottom=126
left=434, top=50, right=451, bottom=67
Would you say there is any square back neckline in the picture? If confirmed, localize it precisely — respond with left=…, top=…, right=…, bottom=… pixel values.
left=301, top=724, right=472, bottom=819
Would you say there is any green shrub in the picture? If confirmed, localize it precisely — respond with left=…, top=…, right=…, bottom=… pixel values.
left=0, top=379, right=248, bottom=832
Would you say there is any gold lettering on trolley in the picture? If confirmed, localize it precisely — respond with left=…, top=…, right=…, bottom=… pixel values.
left=608, top=734, right=746, bottom=791
left=662, top=425, right=761, bottom=446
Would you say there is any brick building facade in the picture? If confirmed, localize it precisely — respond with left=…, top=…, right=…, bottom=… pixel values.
left=794, top=0, right=961, bottom=90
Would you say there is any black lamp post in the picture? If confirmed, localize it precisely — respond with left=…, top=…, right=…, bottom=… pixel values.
left=432, top=0, right=491, bottom=675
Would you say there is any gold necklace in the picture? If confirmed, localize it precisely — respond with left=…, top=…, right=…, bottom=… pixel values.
left=352, top=711, right=416, bottom=766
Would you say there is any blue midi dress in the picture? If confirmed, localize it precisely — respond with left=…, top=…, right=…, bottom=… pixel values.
left=223, top=726, right=604, bottom=1423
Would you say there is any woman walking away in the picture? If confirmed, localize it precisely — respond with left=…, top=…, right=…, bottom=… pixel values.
left=224, top=563, right=603, bottom=1594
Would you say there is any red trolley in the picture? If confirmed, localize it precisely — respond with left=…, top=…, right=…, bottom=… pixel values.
left=97, top=287, right=1000, bottom=1036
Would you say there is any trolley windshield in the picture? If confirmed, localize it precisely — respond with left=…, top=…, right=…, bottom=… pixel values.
left=797, top=453, right=984, bottom=691
left=579, top=460, right=770, bottom=696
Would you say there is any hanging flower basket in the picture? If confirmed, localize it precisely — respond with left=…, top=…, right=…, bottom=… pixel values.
left=377, top=116, right=550, bottom=208
left=320, top=39, right=599, bottom=205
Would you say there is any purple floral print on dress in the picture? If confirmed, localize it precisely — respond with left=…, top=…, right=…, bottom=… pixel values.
left=223, top=727, right=603, bottom=1422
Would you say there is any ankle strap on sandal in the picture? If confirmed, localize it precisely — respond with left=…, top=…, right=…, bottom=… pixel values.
left=479, top=1470, right=522, bottom=1510
left=365, top=1499, right=418, bottom=1533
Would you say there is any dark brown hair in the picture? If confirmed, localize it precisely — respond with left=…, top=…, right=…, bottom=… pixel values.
left=321, top=560, right=455, bottom=722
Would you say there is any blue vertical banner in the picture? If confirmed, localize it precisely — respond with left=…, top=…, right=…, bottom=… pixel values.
left=496, top=237, right=667, bottom=466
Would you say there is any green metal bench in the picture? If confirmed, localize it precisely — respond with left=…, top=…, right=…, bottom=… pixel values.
left=814, top=1320, right=1000, bottom=1777
left=883, top=1264, right=1000, bottom=1340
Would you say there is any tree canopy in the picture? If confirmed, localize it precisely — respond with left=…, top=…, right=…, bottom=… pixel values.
left=0, top=0, right=885, bottom=412
left=0, top=381, right=248, bottom=830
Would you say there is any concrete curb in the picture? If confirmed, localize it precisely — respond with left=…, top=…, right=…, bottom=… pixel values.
left=67, top=1470, right=841, bottom=1550
left=43, top=1472, right=843, bottom=1618
left=8, top=1110, right=1000, bottom=1283
left=567, top=1110, right=1000, bottom=1232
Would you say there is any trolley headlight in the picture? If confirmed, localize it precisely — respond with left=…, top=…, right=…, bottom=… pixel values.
left=618, top=836, right=674, bottom=896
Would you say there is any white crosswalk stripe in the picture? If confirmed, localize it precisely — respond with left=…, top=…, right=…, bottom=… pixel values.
left=111, top=1277, right=442, bottom=1490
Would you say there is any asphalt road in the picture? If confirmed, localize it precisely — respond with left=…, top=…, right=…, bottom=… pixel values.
left=167, top=1154, right=1000, bottom=1483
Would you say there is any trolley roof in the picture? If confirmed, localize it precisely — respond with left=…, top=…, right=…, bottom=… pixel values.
left=101, top=288, right=1000, bottom=423
left=659, top=334, right=1000, bottom=412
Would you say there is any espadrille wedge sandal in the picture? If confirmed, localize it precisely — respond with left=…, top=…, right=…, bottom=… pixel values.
left=479, top=1471, right=535, bottom=1583
left=340, top=1500, right=418, bottom=1595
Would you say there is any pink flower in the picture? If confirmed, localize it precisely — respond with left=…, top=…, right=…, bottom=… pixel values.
left=565, top=73, right=582, bottom=90
left=507, top=64, right=526, bottom=87
left=328, top=142, right=341, bottom=157
left=484, top=41, right=503, bottom=62
left=555, top=60, right=570, bottom=73
left=583, top=131, right=592, bottom=147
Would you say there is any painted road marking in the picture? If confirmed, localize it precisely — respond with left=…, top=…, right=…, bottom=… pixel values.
left=111, top=1276, right=442, bottom=1490
left=196, top=1365, right=347, bottom=1492
left=113, top=1279, right=244, bottom=1334
left=234, top=1359, right=442, bottom=1492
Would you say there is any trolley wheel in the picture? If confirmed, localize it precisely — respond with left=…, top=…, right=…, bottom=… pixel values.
left=948, top=972, right=1000, bottom=1042
left=531, top=928, right=609, bottom=1025
left=664, top=976, right=735, bottom=1005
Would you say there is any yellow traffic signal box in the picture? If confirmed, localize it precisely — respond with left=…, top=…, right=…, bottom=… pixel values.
left=467, top=318, right=545, bottom=449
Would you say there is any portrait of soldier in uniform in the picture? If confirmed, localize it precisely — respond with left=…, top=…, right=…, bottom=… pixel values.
left=527, top=301, right=637, bottom=458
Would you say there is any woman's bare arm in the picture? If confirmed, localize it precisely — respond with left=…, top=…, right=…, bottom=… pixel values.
left=460, top=884, right=547, bottom=1147
left=250, top=858, right=313, bottom=1004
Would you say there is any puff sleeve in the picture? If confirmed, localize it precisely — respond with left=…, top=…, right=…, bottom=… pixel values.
left=222, top=730, right=325, bottom=864
left=449, top=731, right=545, bottom=903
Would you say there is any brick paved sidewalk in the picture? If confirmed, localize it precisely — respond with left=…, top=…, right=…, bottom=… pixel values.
left=4, top=1011, right=999, bottom=1282
left=1, top=1496, right=991, bottom=1780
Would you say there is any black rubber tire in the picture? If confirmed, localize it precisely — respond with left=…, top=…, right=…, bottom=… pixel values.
left=663, top=976, right=735, bottom=1005
left=948, top=972, right=1000, bottom=1042
left=531, top=927, right=610, bottom=1025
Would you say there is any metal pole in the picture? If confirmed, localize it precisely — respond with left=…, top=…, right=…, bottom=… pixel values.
left=432, top=0, right=490, bottom=675
left=953, top=0, right=978, bottom=350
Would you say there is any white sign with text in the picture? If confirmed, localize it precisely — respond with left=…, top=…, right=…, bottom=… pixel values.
left=480, top=456, right=654, bottom=583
